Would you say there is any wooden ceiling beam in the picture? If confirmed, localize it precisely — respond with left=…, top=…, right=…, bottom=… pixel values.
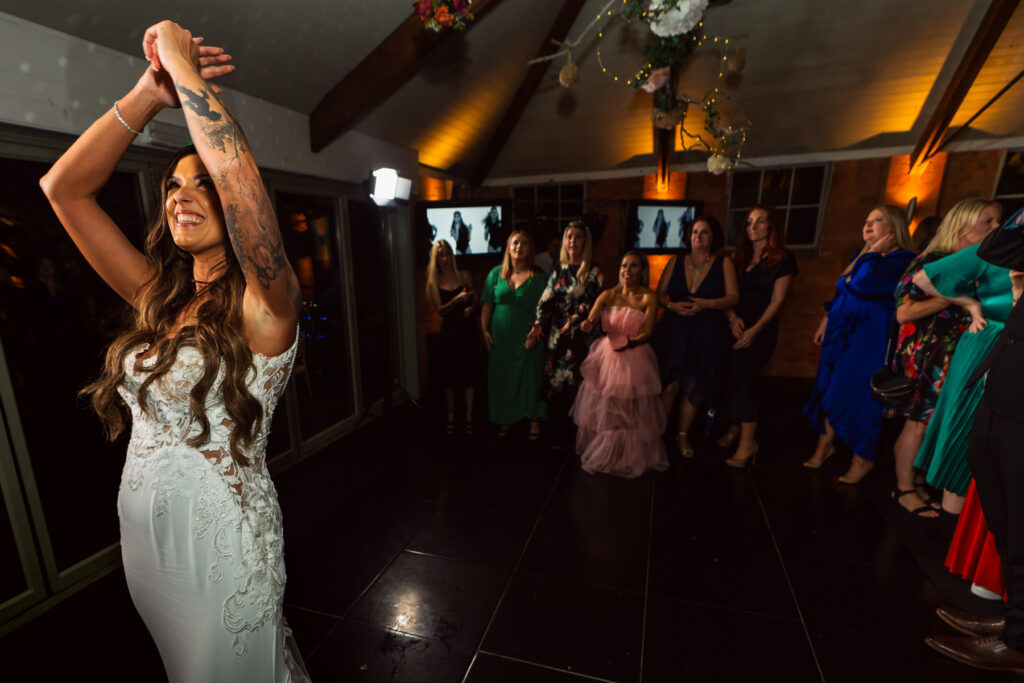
left=308, top=0, right=499, bottom=154
left=909, top=0, right=1020, bottom=169
left=469, top=0, right=589, bottom=187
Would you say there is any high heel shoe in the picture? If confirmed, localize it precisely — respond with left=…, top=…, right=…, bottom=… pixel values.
left=838, top=460, right=874, bottom=485
left=717, top=426, right=739, bottom=449
left=677, top=431, right=695, bottom=458
left=725, top=443, right=758, bottom=469
left=802, top=443, right=834, bottom=469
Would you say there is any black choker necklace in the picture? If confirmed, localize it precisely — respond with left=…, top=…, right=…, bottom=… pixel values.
left=193, top=279, right=214, bottom=286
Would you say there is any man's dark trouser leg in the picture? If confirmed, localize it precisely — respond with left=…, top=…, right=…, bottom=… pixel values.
left=968, top=403, right=1024, bottom=650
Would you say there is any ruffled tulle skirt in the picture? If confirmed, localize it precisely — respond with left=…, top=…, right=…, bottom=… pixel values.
left=571, top=327, right=668, bottom=478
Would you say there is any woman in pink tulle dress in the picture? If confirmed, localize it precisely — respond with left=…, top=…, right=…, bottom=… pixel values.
left=571, top=251, right=668, bottom=478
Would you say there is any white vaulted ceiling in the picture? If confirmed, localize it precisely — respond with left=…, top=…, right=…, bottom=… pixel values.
left=2, top=0, right=1022, bottom=182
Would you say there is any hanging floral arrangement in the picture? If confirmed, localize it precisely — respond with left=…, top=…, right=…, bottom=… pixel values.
left=531, top=0, right=750, bottom=167
left=622, top=0, right=709, bottom=37
left=414, top=0, right=474, bottom=32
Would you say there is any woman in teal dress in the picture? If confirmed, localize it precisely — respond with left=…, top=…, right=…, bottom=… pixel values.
left=913, top=221, right=1010, bottom=514
left=481, top=230, right=548, bottom=438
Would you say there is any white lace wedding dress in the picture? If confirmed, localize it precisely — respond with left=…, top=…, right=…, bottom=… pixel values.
left=116, top=331, right=310, bottom=682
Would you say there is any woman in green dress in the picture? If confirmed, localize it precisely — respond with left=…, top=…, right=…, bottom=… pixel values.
left=481, top=230, right=548, bottom=438
left=912, top=210, right=1010, bottom=515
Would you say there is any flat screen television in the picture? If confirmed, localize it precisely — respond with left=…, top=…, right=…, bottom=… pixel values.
left=622, top=199, right=704, bottom=253
left=415, top=199, right=513, bottom=262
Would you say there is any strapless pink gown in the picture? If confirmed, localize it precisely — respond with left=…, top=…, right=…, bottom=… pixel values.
left=571, top=306, right=668, bottom=478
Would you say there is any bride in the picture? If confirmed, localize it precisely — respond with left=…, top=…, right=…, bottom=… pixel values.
left=40, top=21, right=308, bottom=682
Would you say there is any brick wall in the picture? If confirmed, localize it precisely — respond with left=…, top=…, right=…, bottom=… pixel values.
left=768, top=158, right=890, bottom=377
left=937, top=150, right=1003, bottom=215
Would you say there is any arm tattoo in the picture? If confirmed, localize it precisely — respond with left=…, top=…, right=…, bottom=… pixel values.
left=176, top=84, right=222, bottom=122
left=176, top=77, right=296, bottom=306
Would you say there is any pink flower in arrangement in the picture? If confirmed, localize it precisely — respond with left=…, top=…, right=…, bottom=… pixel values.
left=414, top=0, right=433, bottom=18
left=453, top=0, right=469, bottom=12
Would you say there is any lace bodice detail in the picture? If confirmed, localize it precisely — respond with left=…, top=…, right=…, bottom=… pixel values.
left=117, top=330, right=298, bottom=660
left=118, top=333, right=296, bottom=495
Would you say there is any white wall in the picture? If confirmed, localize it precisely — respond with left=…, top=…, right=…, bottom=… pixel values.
left=0, top=11, right=419, bottom=185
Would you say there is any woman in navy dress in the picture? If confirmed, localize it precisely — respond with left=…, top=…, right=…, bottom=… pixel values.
left=719, top=205, right=798, bottom=467
left=656, top=216, right=739, bottom=456
left=803, top=205, right=915, bottom=483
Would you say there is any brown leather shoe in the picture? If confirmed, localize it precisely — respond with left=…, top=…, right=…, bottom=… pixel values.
left=925, top=635, right=1024, bottom=673
left=936, top=606, right=1005, bottom=636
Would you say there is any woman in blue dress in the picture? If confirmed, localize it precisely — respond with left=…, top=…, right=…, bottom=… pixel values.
left=803, top=205, right=915, bottom=483
left=655, top=216, right=739, bottom=456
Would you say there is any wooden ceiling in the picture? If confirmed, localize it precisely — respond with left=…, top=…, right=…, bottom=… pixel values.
left=3, top=0, right=1023, bottom=183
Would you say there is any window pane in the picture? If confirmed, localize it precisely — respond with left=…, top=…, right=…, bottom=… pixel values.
left=0, top=477, right=27, bottom=602
left=731, top=170, right=760, bottom=207
left=0, top=157, right=143, bottom=572
left=538, top=201, right=559, bottom=219
left=515, top=201, right=533, bottom=219
left=761, top=169, right=792, bottom=207
left=996, top=151, right=1024, bottom=197
left=727, top=209, right=747, bottom=245
left=787, top=206, right=820, bottom=245
left=512, top=186, right=533, bottom=201
left=348, top=199, right=395, bottom=406
left=537, top=185, right=558, bottom=201
left=792, top=166, right=825, bottom=205
left=560, top=183, right=584, bottom=200
left=561, top=201, right=583, bottom=219
left=277, top=193, right=354, bottom=443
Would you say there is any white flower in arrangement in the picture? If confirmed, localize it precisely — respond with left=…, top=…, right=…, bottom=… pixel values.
left=706, top=154, right=733, bottom=175
left=649, top=0, right=709, bottom=38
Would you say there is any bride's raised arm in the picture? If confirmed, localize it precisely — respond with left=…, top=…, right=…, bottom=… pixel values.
left=148, top=20, right=301, bottom=352
left=39, top=31, right=232, bottom=306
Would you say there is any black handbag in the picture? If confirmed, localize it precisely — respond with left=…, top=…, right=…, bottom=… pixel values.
left=871, top=323, right=916, bottom=413
left=870, top=367, right=916, bottom=411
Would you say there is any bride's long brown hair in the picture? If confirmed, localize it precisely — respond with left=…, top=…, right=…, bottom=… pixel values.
left=82, top=146, right=262, bottom=467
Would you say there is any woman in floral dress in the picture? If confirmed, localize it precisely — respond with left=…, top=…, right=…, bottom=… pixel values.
left=531, top=221, right=603, bottom=447
left=886, top=199, right=1000, bottom=516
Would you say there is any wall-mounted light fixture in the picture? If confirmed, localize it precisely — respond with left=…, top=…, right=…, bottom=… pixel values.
left=369, top=168, right=412, bottom=207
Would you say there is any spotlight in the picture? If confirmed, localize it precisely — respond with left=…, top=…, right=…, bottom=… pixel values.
left=369, top=168, right=412, bottom=207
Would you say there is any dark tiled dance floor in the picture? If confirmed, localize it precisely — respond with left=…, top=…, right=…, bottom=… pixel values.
left=1, top=379, right=1010, bottom=681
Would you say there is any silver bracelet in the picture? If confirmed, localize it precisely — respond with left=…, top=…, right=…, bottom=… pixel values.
left=113, top=100, right=143, bottom=136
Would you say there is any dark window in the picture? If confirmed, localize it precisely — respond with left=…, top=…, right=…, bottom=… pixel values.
left=275, top=192, right=354, bottom=444
left=995, top=150, right=1024, bottom=218
left=0, top=156, right=144, bottom=573
left=727, top=164, right=829, bottom=247
left=510, top=183, right=586, bottom=234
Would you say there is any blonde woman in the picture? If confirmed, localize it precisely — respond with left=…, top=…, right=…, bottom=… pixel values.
left=804, top=206, right=915, bottom=484
left=426, top=239, right=477, bottom=434
left=571, top=251, right=668, bottom=477
left=481, top=231, right=547, bottom=438
left=529, top=221, right=604, bottom=447
left=912, top=201, right=1008, bottom=514
left=887, top=199, right=1001, bottom=516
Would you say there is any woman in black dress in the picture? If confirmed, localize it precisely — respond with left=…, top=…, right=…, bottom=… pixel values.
left=426, top=239, right=477, bottom=433
left=656, top=216, right=739, bottom=456
left=718, top=205, right=798, bottom=467
left=450, top=211, right=471, bottom=255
